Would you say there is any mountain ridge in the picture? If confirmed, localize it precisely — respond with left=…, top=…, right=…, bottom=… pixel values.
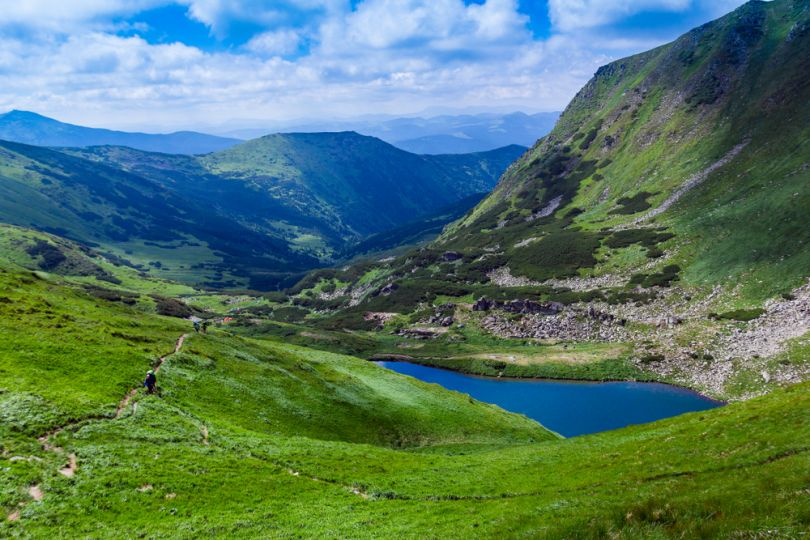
left=0, top=132, right=524, bottom=288
left=0, top=109, right=241, bottom=155
left=224, top=111, right=559, bottom=154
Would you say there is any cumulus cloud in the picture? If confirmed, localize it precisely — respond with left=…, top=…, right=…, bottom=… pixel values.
left=0, top=0, right=751, bottom=130
left=548, top=0, right=691, bottom=31
left=0, top=0, right=165, bottom=31
left=245, top=29, right=304, bottom=57
left=180, top=0, right=345, bottom=37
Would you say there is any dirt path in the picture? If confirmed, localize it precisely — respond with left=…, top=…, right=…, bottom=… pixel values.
left=7, top=333, right=188, bottom=522
left=115, top=334, right=187, bottom=419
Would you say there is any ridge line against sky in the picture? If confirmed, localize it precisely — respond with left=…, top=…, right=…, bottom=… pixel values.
left=0, top=0, right=748, bottom=132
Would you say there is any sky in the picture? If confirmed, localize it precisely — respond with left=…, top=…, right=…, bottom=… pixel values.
left=0, top=0, right=749, bottom=132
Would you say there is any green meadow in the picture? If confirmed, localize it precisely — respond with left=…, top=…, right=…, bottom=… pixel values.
left=0, top=258, right=808, bottom=538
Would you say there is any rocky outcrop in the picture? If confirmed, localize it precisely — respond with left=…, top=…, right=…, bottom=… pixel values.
left=441, top=251, right=463, bottom=262
left=472, top=297, right=564, bottom=315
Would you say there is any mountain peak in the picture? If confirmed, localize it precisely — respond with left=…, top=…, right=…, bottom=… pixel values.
left=0, top=109, right=239, bottom=154
left=1, top=109, right=52, bottom=121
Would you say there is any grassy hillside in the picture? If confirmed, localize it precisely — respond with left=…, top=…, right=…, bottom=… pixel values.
left=198, top=133, right=524, bottom=238
left=0, top=133, right=521, bottom=289
left=0, top=110, right=240, bottom=154
left=0, top=256, right=807, bottom=537
left=285, top=0, right=810, bottom=400
left=0, top=139, right=316, bottom=289
left=446, top=0, right=810, bottom=300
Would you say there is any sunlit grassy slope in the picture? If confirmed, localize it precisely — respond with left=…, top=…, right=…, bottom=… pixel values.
left=317, top=0, right=810, bottom=317
left=441, top=0, right=810, bottom=302
left=0, top=258, right=807, bottom=538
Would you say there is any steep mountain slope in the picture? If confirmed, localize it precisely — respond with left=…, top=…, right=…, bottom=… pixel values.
left=0, top=110, right=240, bottom=154
left=296, top=0, right=810, bottom=399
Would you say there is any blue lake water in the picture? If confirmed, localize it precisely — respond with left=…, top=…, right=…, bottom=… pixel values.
left=378, top=361, right=724, bottom=437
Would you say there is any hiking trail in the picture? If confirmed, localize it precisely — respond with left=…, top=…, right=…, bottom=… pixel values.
left=7, top=334, right=188, bottom=522
left=115, top=334, right=187, bottom=418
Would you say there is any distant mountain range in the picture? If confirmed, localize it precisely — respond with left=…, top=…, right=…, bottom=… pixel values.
left=0, top=109, right=557, bottom=156
left=0, top=132, right=524, bottom=288
left=224, top=111, right=560, bottom=154
left=0, top=110, right=241, bottom=154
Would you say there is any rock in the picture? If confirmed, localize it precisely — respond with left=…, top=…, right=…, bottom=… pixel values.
left=472, top=297, right=563, bottom=315
left=473, top=297, right=495, bottom=312
left=377, top=283, right=399, bottom=296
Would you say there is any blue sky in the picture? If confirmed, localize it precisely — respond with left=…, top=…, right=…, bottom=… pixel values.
left=0, top=0, right=748, bottom=132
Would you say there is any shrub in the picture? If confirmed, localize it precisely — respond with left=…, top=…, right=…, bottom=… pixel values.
left=710, top=308, right=765, bottom=322
left=152, top=295, right=193, bottom=318
left=605, top=229, right=674, bottom=249
left=273, top=306, right=309, bottom=323
left=26, top=240, right=67, bottom=271
left=510, top=230, right=604, bottom=281
left=579, top=120, right=603, bottom=150
left=628, top=265, right=681, bottom=288
left=609, top=192, right=655, bottom=215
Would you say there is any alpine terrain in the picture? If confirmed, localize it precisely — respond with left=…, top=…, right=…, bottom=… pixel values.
left=1, top=1, right=808, bottom=538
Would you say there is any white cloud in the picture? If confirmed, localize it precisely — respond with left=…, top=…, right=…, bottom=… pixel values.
left=0, top=1, right=165, bottom=31
left=245, top=29, right=303, bottom=57
left=548, top=0, right=691, bottom=31
left=0, top=0, right=751, bottom=131
left=180, top=0, right=346, bottom=37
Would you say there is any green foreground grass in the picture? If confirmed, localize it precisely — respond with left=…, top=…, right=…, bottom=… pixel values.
left=1, top=265, right=808, bottom=538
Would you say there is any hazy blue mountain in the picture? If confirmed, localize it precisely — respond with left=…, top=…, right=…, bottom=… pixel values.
left=224, top=111, right=559, bottom=154
left=0, top=110, right=241, bottom=155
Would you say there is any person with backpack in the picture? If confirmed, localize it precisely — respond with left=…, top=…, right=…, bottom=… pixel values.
left=201, top=320, right=209, bottom=334
left=193, top=320, right=200, bottom=333
left=144, top=370, right=157, bottom=394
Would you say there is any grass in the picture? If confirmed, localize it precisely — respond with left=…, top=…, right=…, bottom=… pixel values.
left=3, top=3, right=810, bottom=535
left=0, top=259, right=808, bottom=537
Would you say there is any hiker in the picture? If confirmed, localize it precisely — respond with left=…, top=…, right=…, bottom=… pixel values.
left=144, top=370, right=157, bottom=394
left=193, top=320, right=200, bottom=333
left=201, top=320, right=209, bottom=334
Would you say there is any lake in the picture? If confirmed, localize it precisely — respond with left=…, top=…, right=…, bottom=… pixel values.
left=378, top=361, right=724, bottom=437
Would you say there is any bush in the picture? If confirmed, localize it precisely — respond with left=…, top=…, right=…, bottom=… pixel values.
left=710, top=308, right=765, bottom=322
left=85, top=286, right=139, bottom=305
left=26, top=240, right=67, bottom=271
left=152, top=295, right=193, bottom=318
left=609, top=192, right=655, bottom=215
left=510, top=230, right=604, bottom=281
left=605, top=229, right=674, bottom=250
left=579, top=120, right=603, bottom=150
left=272, top=306, right=309, bottom=322
left=316, top=310, right=377, bottom=331
left=628, top=265, right=680, bottom=288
